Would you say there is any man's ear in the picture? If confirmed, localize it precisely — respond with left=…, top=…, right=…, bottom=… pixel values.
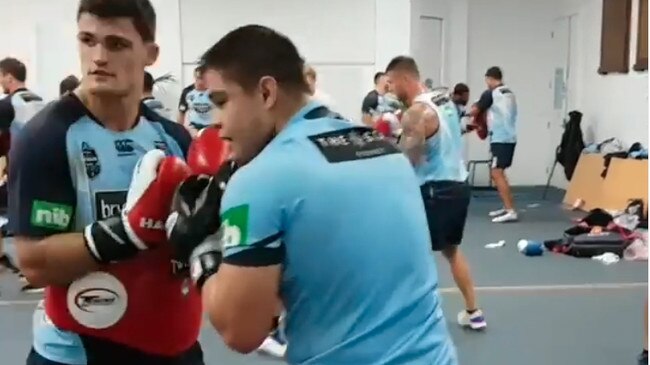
left=145, top=43, right=160, bottom=67
left=258, top=76, right=278, bottom=110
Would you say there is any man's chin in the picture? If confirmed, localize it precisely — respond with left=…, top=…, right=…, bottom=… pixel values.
left=87, top=84, right=128, bottom=97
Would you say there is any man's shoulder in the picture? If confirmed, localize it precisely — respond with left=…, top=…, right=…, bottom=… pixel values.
left=363, top=90, right=378, bottom=100
left=11, top=88, right=43, bottom=101
left=21, top=94, right=85, bottom=139
left=142, top=108, right=191, bottom=153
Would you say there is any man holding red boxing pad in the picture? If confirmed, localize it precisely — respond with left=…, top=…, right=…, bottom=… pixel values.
left=7, top=1, right=215, bottom=364
left=467, top=66, right=519, bottom=223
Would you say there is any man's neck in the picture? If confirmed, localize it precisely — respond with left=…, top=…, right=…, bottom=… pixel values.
left=78, top=89, right=141, bottom=132
left=7, top=83, right=26, bottom=94
left=273, top=93, right=310, bottom=135
left=405, top=83, right=427, bottom=107
left=142, top=93, right=154, bottom=99
left=375, top=87, right=384, bottom=95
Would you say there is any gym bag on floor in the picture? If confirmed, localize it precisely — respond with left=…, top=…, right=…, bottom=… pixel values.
left=564, top=231, right=630, bottom=258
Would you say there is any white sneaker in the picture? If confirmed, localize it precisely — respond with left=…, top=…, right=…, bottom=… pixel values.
left=257, top=333, right=287, bottom=359
left=491, top=210, right=518, bottom=223
left=457, top=309, right=487, bottom=330
left=488, top=208, right=506, bottom=217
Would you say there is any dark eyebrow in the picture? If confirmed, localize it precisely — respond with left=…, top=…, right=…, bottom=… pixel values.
left=210, top=91, right=227, bottom=105
left=105, top=34, right=133, bottom=46
left=78, top=32, right=133, bottom=46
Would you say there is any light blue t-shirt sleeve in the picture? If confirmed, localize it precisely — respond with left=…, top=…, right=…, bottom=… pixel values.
left=219, top=161, right=288, bottom=267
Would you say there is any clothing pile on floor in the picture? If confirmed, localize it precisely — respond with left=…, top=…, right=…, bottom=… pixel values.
left=544, top=201, right=648, bottom=261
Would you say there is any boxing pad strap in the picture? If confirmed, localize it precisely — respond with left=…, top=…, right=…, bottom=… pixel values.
left=84, top=216, right=139, bottom=264
left=189, top=232, right=223, bottom=290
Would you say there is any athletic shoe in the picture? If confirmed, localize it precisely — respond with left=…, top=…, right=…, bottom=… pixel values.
left=0, top=254, right=19, bottom=274
left=457, top=309, right=487, bottom=330
left=257, top=330, right=287, bottom=359
left=492, top=210, right=518, bottom=223
left=21, top=284, right=45, bottom=294
left=639, top=350, right=648, bottom=365
left=488, top=208, right=506, bottom=217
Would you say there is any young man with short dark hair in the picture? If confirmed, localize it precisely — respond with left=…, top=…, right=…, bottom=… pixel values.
left=9, top=1, right=204, bottom=363
left=469, top=66, right=518, bottom=223
left=165, top=25, right=458, bottom=364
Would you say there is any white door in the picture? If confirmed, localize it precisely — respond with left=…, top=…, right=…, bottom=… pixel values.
left=412, top=16, right=444, bottom=88
left=549, top=15, right=576, bottom=188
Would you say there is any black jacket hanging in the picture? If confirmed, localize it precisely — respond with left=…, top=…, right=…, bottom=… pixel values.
left=556, top=110, right=585, bottom=180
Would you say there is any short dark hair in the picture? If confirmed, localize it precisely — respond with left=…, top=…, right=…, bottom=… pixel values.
left=453, top=83, right=470, bottom=95
left=200, top=24, right=308, bottom=93
left=373, top=72, right=385, bottom=84
left=143, top=71, right=154, bottom=92
left=485, top=66, right=503, bottom=80
left=194, top=65, right=206, bottom=77
left=59, top=75, right=80, bottom=95
left=0, top=58, right=26, bottom=82
left=385, top=56, right=420, bottom=78
left=77, top=0, right=156, bottom=42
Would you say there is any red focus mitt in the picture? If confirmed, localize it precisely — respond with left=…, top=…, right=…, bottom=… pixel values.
left=187, top=126, right=231, bottom=176
left=473, top=111, right=489, bottom=140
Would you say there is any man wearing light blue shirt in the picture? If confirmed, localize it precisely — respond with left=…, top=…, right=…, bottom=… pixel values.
left=469, top=66, right=518, bottom=223
left=166, top=25, right=458, bottom=365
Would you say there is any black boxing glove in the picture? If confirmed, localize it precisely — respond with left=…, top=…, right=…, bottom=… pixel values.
left=165, top=161, right=237, bottom=278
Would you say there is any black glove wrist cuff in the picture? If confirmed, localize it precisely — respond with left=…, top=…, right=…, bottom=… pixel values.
left=84, top=216, right=139, bottom=264
left=189, top=238, right=223, bottom=290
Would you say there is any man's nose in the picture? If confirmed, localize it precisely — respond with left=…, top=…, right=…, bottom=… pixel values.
left=90, top=43, right=109, bottom=66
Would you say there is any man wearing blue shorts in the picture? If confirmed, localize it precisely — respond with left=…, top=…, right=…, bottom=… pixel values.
left=165, top=25, right=458, bottom=365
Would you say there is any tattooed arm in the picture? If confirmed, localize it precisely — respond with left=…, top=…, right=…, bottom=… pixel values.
left=399, top=103, right=439, bottom=166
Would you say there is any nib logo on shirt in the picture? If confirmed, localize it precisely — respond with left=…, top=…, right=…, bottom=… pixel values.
left=221, top=204, right=249, bottom=249
left=30, top=200, right=73, bottom=231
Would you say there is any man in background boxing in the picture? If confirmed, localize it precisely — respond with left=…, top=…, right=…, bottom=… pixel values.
left=8, top=0, right=209, bottom=363
left=468, top=66, right=518, bottom=223
left=165, top=25, right=458, bottom=364
left=386, top=56, right=486, bottom=331
left=60, top=75, right=80, bottom=96
left=452, top=83, right=470, bottom=116
left=177, top=65, right=216, bottom=135
left=361, top=71, right=391, bottom=126
left=451, top=83, right=474, bottom=135
left=0, top=57, right=45, bottom=291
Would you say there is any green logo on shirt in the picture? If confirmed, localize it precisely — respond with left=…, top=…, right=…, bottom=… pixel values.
left=221, top=204, right=249, bottom=249
left=30, top=200, right=73, bottom=231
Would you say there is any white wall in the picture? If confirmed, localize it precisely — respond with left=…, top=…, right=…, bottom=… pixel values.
left=0, top=0, right=411, bottom=122
left=2, top=0, right=644, bottom=187
left=179, top=0, right=375, bottom=121
left=409, top=0, right=469, bottom=87
left=464, top=0, right=563, bottom=186
left=558, top=0, right=649, bottom=147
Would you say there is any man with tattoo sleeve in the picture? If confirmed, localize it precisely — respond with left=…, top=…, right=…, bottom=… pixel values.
left=387, top=56, right=487, bottom=331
